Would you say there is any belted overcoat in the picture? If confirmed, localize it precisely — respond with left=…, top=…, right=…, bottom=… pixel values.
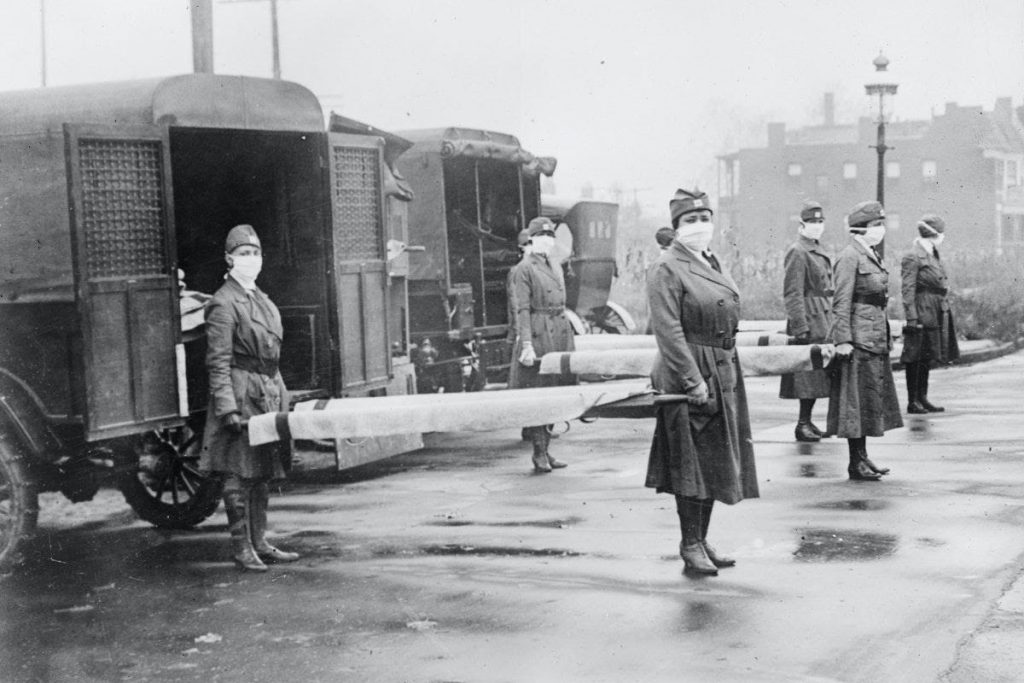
left=900, top=241, right=959, bottom=364
left=645, top=242, right=758, bottom=505
left=508, top=252, right=576, bottom=389
left=826, top=239, right=903, bottom=437
left=200, top=275, right=290, bottom=480
left=780, top=235, right=833, bottom=399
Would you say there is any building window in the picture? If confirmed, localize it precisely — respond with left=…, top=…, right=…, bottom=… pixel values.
left=922, top=160, right=937, bottom=179
left=787, top=163, right=802, bottom=177
left=816, top=175, right=829, bottom=190
left=843, top=162, right=857, bottom=180
left=887, top=213, right=900, bottom=232
left=886, top=161, right=901, bottom=178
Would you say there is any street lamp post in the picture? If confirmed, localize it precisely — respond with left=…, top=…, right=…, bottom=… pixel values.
left=865, top=52, right=898, bottom=256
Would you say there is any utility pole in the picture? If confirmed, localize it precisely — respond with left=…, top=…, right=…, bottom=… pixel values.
left=191, top=0, right=215, bottom=74
left=270, top=0, right=280, bottom=79
left=39, top=0, right=47, bottom=86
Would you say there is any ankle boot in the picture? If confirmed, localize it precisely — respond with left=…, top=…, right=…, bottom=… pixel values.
left=918, top=366, right=944, bottom=412
left=250, top=484, right=299, bottom=563
left=529, top=427, right=551, bottom=473
left=701, top=541, right=736, bottom=568
left=679, top=541, right=718, bottom=575
left=808, top=422, right=825, bottom=437
left=906, top=363, right=927, bottom=414
left=848, top=453, right=882, bottom=481
left=858, top=443, right=890, bottom=475
left=795, top=421, right=821, bottom=442
left=695, top=498, right=735, bottom=567
left=223, top=488, right=268, bottom=572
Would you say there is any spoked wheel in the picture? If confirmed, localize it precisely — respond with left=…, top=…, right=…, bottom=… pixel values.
left=0, top=430, right=38, bottom=573
left=119, top=417, right=223, bottom=529
left=588, top=302, right=637, bottom=335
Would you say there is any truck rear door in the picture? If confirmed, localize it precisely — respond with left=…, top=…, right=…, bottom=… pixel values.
left=64, top=124, right=184, bottom=441
left=326, top=133, right=391, bottom=390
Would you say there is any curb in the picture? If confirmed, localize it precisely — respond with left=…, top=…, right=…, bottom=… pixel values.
left=891, top=337, right=1024, bottom=371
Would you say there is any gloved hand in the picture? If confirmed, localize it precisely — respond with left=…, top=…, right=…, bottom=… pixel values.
left=222, top=412, right=244, bottom=435
left=795, top=331, right=811, bottom=345
left=835, top=342, right=854, bottom=359
left=518, top=342, right=537, bottom=367
left=685, top=380, right=710, bottom=405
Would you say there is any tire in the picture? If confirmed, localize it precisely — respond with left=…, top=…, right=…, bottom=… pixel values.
left=0, top=429, right=39, bottom=573
left=119, top=418, right=223, bottom=530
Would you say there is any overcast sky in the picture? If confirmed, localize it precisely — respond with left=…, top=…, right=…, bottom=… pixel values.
left=0, top=0, right=1021, bottom=213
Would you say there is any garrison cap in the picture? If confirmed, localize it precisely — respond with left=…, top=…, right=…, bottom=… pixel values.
left=526, top=216, right=556, bottom=237
left=225, top=224, right=261, bottom=253
left=917, top=214, right=946, bottom=236
left=847, top=201, right=885, bottom=229
left=669, top=188, right=712, bottom=225
left=800, top=201, right=824, bottom=222
left=517, top=229, right=532, bottom=247
left=655, top=226, right=675, bottom=247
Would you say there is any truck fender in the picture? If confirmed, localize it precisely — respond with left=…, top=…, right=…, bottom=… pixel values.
left=0, top=368, right=63, bottom=462
left=564, top=308, right=589, bottom=336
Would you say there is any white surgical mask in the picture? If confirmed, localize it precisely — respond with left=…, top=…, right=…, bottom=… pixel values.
left=860, top=225, right=886, bottom=247
left=931, top=233, right=945, bottom=247
left=531, top=235, right=555, bottom=255
left=676, top=222, right=715, bottom=252
left=229, top=254, right=263, bottom=287
left=800, top=221, right=825, bottom=241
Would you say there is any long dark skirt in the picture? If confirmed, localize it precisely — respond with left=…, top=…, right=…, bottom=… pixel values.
left=779, top=368, right=831, bottom=399
left=900, top=311, right=960, bottom=364
left=826, top=349, right=904, bottom=438
left=646, top=402, right=759, bottom=505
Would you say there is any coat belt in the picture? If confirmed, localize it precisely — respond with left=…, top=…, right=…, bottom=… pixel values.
left=533, top=307, right=566, bottom=315
left=232, top=354, right=279, bottom=377
left=852, top=293, right=888, bottom=308
left=688, top=335, right=736, bottom=350
left=917, top=285, right=948, bottom=296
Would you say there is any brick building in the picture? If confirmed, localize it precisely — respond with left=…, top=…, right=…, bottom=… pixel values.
left=716, top=94, right=1024, bottom=257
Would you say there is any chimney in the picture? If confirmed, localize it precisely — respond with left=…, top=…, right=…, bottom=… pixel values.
left=824, top=92, right=835, bottom=127
left=190, top=0, right=214, bottom=74
left=767, top=122, right=786, bottom=148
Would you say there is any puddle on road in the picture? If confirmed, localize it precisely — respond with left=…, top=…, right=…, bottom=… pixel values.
left=428, top=516, right=583, bottom=529
left=793, top=528, right=898, bottom=562
left=419, top=544, right=581, bottom=558
left=679, top=601, right=717, bottom=632
left=809, top=499, right=890, bottom=511
left=794, top=462, right=842, bottom=478
left=907, top=415, right=932, bottom=440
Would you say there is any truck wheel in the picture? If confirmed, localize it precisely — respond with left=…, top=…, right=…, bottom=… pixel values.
left=119, top=419, right=223, bottom=530
left=589, top=302, right=637, bottom=335
left=0, top=430, right=39, bottom=573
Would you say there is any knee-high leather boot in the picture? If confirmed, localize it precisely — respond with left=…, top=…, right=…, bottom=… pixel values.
left=676, top=495, right=717, bottom=575
left=223, top=478, right=267, bottom=572
left=918, top=364, right=944, bottom=412
left=529, top=427, right=551, bottom=473
left=698, top=499, right=735, bottom=568
left=250, top=483, right=299, bottom=563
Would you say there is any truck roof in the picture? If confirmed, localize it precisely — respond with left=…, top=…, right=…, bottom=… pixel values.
left=0, top=74, right=324, bottom=136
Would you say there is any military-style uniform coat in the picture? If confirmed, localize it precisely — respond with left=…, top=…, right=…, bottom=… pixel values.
left=508, top=252, right=575, bottom=389
left=200, top=275, right=290, bottom=480
left=900, top=241, right=959, bottom=363
left=826, top=239, right=903, bottom=437
left=779, top=235, right=833, bottom=399
left=645, top=242, right=757, bottom=505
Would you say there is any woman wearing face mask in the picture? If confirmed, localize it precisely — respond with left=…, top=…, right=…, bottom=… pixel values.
left=827, top=201, right=903, bottom=481
left=780, top=201, right=834, bottom=442
left=509, top=216, right=576, bottom=472
left=900, top=214, right=959, bottom=413
left=200, top=224, right=297, bottom=571
left=646, top=188, right=757, bottom=577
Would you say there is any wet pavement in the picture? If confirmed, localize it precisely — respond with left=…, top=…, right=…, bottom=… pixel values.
left=3, top=352, right=1024, bottom=682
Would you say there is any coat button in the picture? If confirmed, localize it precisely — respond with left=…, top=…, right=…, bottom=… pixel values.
left=717, top=300, right=724, bottom=306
